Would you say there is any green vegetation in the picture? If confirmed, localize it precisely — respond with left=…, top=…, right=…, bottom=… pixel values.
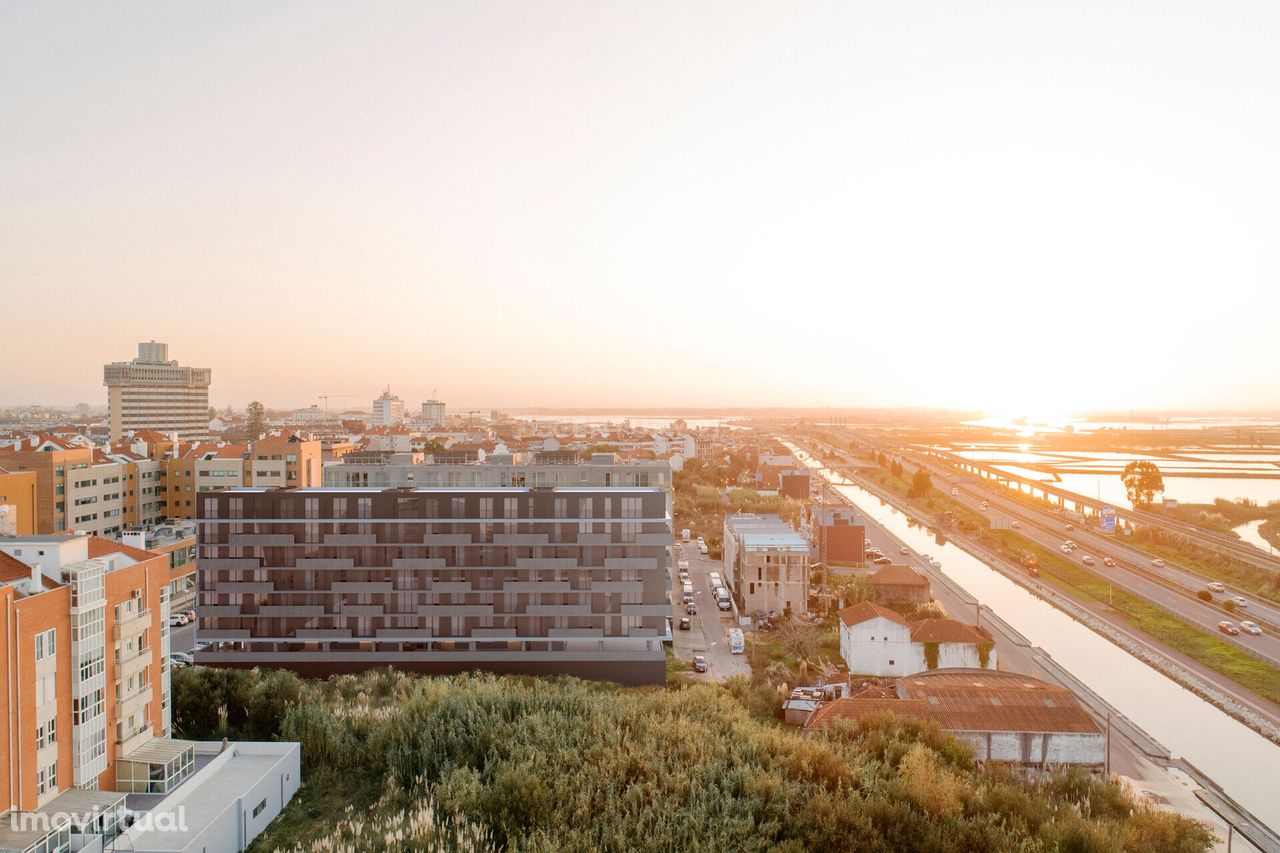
left=673, top=456, right=802, bottom=557
left=986, top=530, right=1280, bottom=706
left=1121, top=461, right=1164, bottom=507
left=245, top=399, right=266, bottom=442
left=171, top=666, right=1212, bottom=852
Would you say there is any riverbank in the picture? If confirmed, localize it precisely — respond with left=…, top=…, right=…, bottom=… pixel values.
left=792, top=438, right=1280, bottom=746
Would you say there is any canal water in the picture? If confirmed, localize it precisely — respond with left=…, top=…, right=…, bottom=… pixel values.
left=1235, top=519, right=1278, bottom=556
left=792, top=449, right=1280, bottom=833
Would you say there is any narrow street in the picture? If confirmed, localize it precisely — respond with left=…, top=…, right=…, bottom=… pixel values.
left=671, top=540, right=752, bottom=681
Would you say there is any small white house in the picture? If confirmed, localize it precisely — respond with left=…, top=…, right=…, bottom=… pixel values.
left=837, top=601, right=996, bottom=677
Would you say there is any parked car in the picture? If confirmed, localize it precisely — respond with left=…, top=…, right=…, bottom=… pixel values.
left=1240, top=621, right=1262, bottom=636
left=698, top=543, right=709, bottom=555
left=678, top=571, right=690, bottom=584
left=693, top=655, right=708, bottom=673
left=169, top=652, right=194, bottom=666
left=1218, top=621, right=1239, bottom=636
left=183, top=609, right=197, bottom=621
left=1207, top=581, right=1225, bottom=593
left=1152, top=558, right=1165, bottom=567
left=686, top=602, right=697, bottom=615
left=1103, top=558, right=1117, bottom=568
left=873, top=557, right=893, bottom=565
left=679, top=617, right=691, bottom=631
left=168, top=613, right=189, bottom=627
left=1231, top=596, right=1249, bottom=609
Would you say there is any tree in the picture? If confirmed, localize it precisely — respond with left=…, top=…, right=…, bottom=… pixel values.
left=1121, top=461, right=1164, bottom=506
left=245, top=400, right=266, bottom=442
left=908, top=469, right=933, bottom=499
left=890, top=460, right=904, bottom=478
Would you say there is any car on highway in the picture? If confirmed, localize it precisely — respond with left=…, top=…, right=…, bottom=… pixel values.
left=1010, top=521, right=1020, bottom=529
left=1230, top=596, right=1249, bottom=609
left=980, top=501, right=989, bottom=510
left=1061, top=545, right=1073, bottom=554
left=1207, top=581, right=1225, bottom=593
left=951, top=488, right=959, bottom=496
left=1240, top=620, right=1263, bottom=636
left=1065, top=524, right=1074, bottom=531
left=1217, top=621, right=1240, bottom=636
left=1151, top=559, right=1165, bottom=567
left=899, top=546, right=909, bottom=554
left=693, top=655, right=708, bottom=673
left=1081, top=555, right=1096, bottom=566
left=1103, top=558, right=1117, bottom=568
left=679, top=617, right=691, bottom=631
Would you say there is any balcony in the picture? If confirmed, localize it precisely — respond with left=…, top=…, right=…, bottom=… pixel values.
left=115, top=607, right=150, bottom=638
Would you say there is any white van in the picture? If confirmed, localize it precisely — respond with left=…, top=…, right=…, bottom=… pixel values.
left=708, top=571, right=722, bottom=589
left=728, top=628, right=745, bottom=654
left=681, top=582, right=694, bottom=602
left=716, top=589, right=732, bottom=611
left=681, top=528, right=691, bottom=542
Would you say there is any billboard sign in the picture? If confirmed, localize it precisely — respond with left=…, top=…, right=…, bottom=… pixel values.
left=1100, top=506, right=1117, bottom=533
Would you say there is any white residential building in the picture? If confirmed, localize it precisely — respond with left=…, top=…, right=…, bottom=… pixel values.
left=371, top=388, right=406, bottom=425
left=837, top=601, right=996, bottom=677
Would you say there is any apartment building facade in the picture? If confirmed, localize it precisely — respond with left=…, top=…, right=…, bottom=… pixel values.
left=162, top=434, right=322, bottom=520
left=0, top=535, right=175, bottom=810
left=196, top=485, right=673, bottom=685
left=103, top=341, right=211, bottom=441
left=722, top=514, right=811, bottom=619
left=0, top=535, right=301, bottom=853
left=324, top=453, right=671, bottom=509
left=371, top=388, right=405, bottom=426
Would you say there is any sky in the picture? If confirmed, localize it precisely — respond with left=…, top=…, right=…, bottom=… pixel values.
left=2, top=1, right=1278, bottom=416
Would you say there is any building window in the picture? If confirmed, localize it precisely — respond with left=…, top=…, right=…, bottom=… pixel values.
left=37, top=762, right=57, bottom=795
left=252, top=798, right=267, bottom=818
left=35, top=628, right=56, bottom=661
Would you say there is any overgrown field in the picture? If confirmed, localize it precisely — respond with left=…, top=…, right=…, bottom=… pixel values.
left=172, top=667, right=1212, bottom=852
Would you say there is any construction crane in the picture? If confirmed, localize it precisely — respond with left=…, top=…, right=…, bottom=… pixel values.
left=319, top=394, right=360, bottom=414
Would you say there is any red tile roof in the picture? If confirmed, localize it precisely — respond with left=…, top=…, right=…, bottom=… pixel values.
left=837, top=600, right=909, bottom=628
left=868, top=565, right=929, bottom=587
left=806, top=669, right=1101, bottom=735
left=909, top=619, right=992, bottom=645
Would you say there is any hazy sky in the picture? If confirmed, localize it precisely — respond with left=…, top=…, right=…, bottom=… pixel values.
left=2, top=2, right=1277, bottom=415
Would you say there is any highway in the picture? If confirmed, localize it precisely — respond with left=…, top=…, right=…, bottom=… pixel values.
left=806, top=436, right=1280, bottom=670
left=919, top=444, right=1280, bottom=573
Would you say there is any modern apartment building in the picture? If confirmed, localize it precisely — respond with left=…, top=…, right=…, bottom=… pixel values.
left=0, top=534, right=300, bottom=853
left=196, top=484, right=673, bottom=685
left=324, top=452, right=671, bottom=509
left=371, top=388, right=405, bottom=426
left=161, top=434, right=322, bottom=520
left=103, top=342, right=211, bottom=441
left=0, top=440, right=161, bottom=537
left=420, top=400, right=446, bottom=428
left=722, top=514, right=811, bottom=619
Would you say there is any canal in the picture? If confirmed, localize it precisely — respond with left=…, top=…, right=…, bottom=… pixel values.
left=792, top=448, right=1280, bottom=834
